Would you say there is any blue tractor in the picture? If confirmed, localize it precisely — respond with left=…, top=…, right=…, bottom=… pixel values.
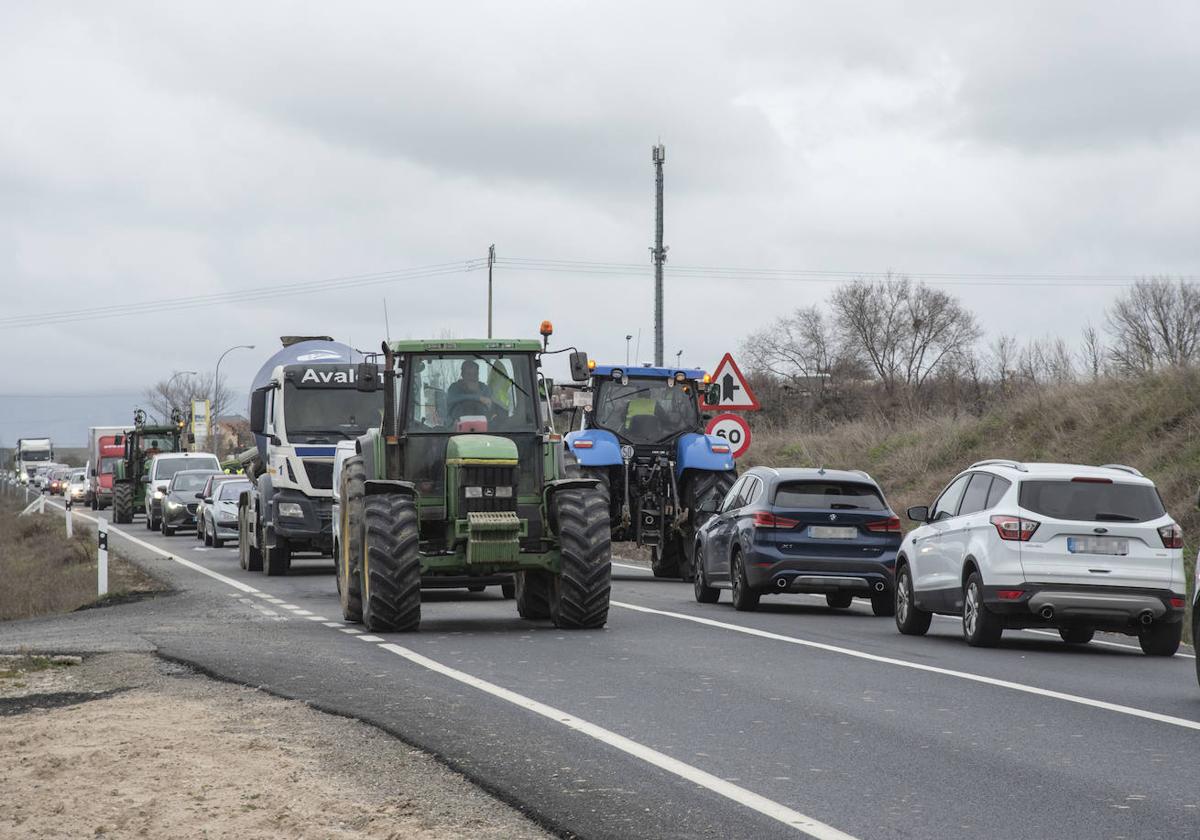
left=564, top=364, right=738, bottom=579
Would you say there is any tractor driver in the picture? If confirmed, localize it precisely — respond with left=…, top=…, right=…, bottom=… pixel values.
left=446, top=360, right=496, bottom=422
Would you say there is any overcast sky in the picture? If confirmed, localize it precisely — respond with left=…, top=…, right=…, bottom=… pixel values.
left=2, top=2, right=1198, bottom=443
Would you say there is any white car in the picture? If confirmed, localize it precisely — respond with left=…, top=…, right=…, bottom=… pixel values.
left=144, top=452, right=222, bottom=530
left=895, top=460, right=1185, bottom=655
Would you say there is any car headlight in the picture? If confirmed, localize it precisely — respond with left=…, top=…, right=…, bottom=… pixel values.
left=153, top=490, right=165, bottom=499
left=277, top=502, right=304, bottom=518
left=166, top=499, right=182, bottom=510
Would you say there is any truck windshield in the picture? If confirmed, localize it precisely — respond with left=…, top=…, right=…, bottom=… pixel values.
left=21, top=451, right=51, bottom=461
left=406, top=353, right=537, bottom=433
left=283, top=383, right=382, bottom=439
left=593, top=379, right=700, bottom=443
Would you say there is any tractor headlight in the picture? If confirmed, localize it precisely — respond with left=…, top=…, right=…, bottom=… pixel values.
left=494, top=486, right=513, bottom=498
left=465, top=487, right=483, bottom=498
left=277, top=502, right=304, bottom=518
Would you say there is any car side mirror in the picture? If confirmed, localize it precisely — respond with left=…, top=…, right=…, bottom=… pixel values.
left=906, top=505, right=929, bottom=523
left=705, top=383, right=722, bottom=405
left=194, top=492, right=204, bottom=499
left=90, top=468, right=97, bottom=477
left=356, top=362, right=380, bottom=391
left=568, top=350, right=589, bottom=382
left=270, top=435, right=282, bottom=446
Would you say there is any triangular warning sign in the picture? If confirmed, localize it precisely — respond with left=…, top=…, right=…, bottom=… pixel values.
left=701, top=353, right=760, bottom=411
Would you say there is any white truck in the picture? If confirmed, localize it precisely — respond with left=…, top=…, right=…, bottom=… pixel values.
left=237, top=337, right=383, bottom=576
left=15, top=437, right=54, bottom=485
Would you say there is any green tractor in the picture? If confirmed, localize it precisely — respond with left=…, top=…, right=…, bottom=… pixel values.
left=338, top=331, right=611, bottom=632
left=110, top=408, right=186, bottom=524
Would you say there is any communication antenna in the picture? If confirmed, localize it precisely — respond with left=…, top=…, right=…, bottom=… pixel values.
left=634, top=328, right=642, bottom=365
left=383, top=299, right=392, bottom=342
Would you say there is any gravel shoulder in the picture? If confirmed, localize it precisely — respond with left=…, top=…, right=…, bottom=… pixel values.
left=0, top=652, right=553, bottom=840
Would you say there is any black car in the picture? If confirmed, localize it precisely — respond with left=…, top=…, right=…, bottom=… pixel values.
left=161, top=469, right=222, bottom=536
left=693, top=467, right=902, bottom=614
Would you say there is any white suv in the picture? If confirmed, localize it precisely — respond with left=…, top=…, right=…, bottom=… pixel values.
left=895, top=460, right=1185, bottom=655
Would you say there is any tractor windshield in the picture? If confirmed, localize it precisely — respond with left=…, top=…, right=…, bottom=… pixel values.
left=406, top=353, right=538, bottom=433
left=593, top=378, right=700, bottom=443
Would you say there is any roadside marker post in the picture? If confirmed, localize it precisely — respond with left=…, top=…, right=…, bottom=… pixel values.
left=39, top=494, right=45, bottom=515
left=65, top=499, right=73, bottom=538
left=97, top=518, right=109, bottom=597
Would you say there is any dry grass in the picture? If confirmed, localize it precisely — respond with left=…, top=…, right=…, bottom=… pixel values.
left=0, top=499, right=164, bottom=621
left=746, top=368, right=1200, bottom=598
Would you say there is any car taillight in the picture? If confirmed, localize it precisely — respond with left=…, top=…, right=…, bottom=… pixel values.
left=752, top=511, right=798, bottom=529
left=866, top=516, right=902, bottom=533
left=990, top=515, right=1039, bottom=541
left=1158, top=523, right=1183, bottom=549
left=997, top=590, right=1025, bottom=600
left=1169, top=596, right=1186, bottom=609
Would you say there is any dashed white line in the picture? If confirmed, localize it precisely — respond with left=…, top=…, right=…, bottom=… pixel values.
left=339, top=627, right=363, bottom=635
left=377, top=641, right=856, bottom=840
left=306, top=615, right=328, bottom=622
left=612, top=601, right=1200, bottom=732
left=357, top=635, right=384, bottom=642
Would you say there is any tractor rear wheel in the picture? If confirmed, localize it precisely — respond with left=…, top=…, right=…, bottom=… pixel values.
left=651, top=537, right=686, bottom=579
left=337, top=456, right=366, bottom=622
left=263, top=534, right=291, bottom=576
left=549, top=488, right=612, bottom=629
left=112, top=483, right=133, bottom=524
left=515, top=571, right=551, bottom=619
left=678, top=470, right=737, bottom=579
left=360, top=493, right=421, bottom=632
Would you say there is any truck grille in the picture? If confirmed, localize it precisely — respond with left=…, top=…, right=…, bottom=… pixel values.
left=460, top=465, right=518, bottom=514
left=303, top=460, right=333, bottom=490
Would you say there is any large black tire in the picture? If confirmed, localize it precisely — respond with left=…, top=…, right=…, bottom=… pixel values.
left=692, top=542, right=719, bottom=604
left=651, top=537, right=685, bottom=579
left=360, top=493, right=421, bottom=633
left=730, top=550, right=759, bottom=611
left=549, top=488, right=611, bottom=629
left=1059, top=626, right=1094, bottom=645
left=501, top=581, right=516, bottom=599
left=516, top=571, right=552, bottom=619
left=239, top=506, right=262, bottom=572
left=337, top=456, right=366, bottom=622
left=962, top=572, right=1003, bottom=647
left=263, top=533, right=291, bottom=576
left=895, top=564, right=931, bottom=636
left=679, top=470, right=737, bottom=578
left=161, top=517, right=175, bottom=537
left=1138, top=620, right=1182, bottom=657
left=871, top=590, right=895, bottom=617
left=112, top=483, right=133, bottom=524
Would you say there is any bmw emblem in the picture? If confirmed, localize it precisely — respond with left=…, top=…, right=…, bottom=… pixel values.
left=829, top=513, right=837, bottom=521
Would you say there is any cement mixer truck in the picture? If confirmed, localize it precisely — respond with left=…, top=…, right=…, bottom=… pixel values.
left=237, top=336, right=384, bottom=576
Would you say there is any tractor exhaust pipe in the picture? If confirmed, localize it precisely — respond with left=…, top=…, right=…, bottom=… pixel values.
left=1139, top=610, right=1155, bottom=625
left=1039, top=606, right=1054, bottom=620
left=775, top=577, right=789, bottom=590
left=873, top=581, right=886, bottom=592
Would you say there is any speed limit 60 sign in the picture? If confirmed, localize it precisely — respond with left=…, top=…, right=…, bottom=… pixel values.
left=706, top=413, right=752, bottom=459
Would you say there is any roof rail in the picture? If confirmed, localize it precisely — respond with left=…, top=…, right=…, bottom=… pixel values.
left=970, top=459, right=1028, bottom=472
left=1100, top=463, right=1144, bottom=477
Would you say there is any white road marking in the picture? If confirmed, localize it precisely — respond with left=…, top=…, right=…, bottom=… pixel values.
left=613, top=562, right=652, bottom=574
left=358, top=635, right=384, bottom=642
left=376, top=642, right=856, bottom=840
left=279, top=603, right=300, bottom=610
left=339, top=627, right=362, bottom=634
left=305, top=615, right=328, bottom=622
left=612, top=601, right=1200, bottom=732
left=322, top=622, right=344, bottom=628
left=928, top=613, right=1197, bottom=659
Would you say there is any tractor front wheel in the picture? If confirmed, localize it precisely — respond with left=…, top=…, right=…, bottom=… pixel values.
left=112, top=483, right=133, bottom=524
left=337, top=456, right=366, bottom=622
left=360, top=494, right=421, bottom=633
left=549, top=488, right=612, bottom=629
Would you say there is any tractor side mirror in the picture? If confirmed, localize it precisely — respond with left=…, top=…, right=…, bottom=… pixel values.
left=568, top=351, right=589, bottom=382
left=705, top=383, right=722, bottom=405
left=114, top=435, right=124, bottom=446
left=90, top=468, right=97, bottom=477
left=249, top=389, right=267, bottom=433
left=356, top=362, right=380, bottom=391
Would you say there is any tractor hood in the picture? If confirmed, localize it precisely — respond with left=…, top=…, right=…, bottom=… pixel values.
left=446, top=435, right=519, bottom=465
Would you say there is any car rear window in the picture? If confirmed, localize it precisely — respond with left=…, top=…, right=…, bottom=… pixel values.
left=1018, top=480, right=1165, bottom=523
left=154, top=457, right=219, bottom=480
left=773, top=481, right=886, bottom=511
left=219, top=482, right=251, bottom=501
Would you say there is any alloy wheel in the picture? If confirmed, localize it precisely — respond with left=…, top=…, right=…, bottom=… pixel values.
left=964, top=582, right=980, bottom=637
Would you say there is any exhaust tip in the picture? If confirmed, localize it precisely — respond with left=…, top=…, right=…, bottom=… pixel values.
left=873, top=581, right=886, bottom=592
left=775, top=577, right=789, bottom=590
left=1039, top=606, right=1054, bottom=620
left=1139, top=610, right=1155, bottom=625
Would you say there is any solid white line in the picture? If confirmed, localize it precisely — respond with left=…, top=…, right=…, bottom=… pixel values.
left=613, top=562, right=652, bottom=573
left=612, top=601, right=1200, bottom=732
left=929, top=612, right=1197, bottom=659
left=376, top=642, right=856, bottom=840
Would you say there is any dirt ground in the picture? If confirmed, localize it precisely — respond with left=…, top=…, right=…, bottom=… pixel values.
left=0, top=653, right=553, bottom=840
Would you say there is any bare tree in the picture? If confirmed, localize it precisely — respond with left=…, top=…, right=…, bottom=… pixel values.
left=831, top=275, right=981, bottom=392
left=1106, top=277, right=1200, bottom=373
left=1079, top=323, right=1105, bottom=380
left=988, top=334, right=1017, bottom=390
left=742, top=306, right=841, bottom=396
left=143, top=372, right=233, bottom=451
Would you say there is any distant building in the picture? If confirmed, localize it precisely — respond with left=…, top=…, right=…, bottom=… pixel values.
left=213, top=415, right=251, bottom=457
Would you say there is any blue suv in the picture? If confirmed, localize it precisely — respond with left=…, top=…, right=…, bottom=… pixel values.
left=692, top=467, right=902, bottom=614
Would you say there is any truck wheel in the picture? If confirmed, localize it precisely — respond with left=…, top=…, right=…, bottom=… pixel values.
left=263, top=534, right=292, bottom=576
left=337, top=456, right=366, bottom=622
left=501, top=581, right=516, bottom=599
left=678, top=471, right=737, bottom=579
left=515, top=571, right=551, bottom=619
left=238, top=507, right=262, bottom=571
left=112, top=484, right=133, bottom=524
left=360, top=493, right=421, bottom=633
left=549, top=488, right=611, bottom=629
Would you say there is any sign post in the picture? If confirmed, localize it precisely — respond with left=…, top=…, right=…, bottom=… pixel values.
left=97, top=519, right=109, bottom=597
left=701, top=353, right=761, bottom=459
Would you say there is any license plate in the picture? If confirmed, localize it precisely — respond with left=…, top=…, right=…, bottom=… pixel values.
left=809, top=526, right=858, bottom=540
left=1067, top=536, right=1128, bottom=556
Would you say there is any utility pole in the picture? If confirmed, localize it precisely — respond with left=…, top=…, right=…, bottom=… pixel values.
left=650, top=144, right=667, bottom=366
left=487, top=244, right=496, bottom=338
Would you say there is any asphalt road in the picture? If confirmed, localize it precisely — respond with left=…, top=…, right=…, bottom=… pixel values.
left=11, top=498, right=1200, bottom=840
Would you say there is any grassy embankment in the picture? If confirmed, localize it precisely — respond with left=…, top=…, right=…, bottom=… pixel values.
left=0, top=497, right=163, bottom=621
left=746, top=368, right=1200, bottom=599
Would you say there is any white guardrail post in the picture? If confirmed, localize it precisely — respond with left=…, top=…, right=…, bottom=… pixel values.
left=65, top=497, right=73, bottom=538
left=97, top=518, right=109, bottom=597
